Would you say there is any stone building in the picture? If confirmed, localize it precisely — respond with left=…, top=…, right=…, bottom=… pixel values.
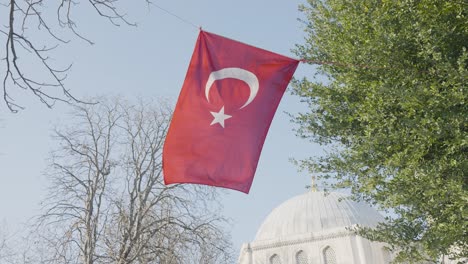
left=238, top=189, right=392, bottom=264
left=238, top=185, right=465, bottom=264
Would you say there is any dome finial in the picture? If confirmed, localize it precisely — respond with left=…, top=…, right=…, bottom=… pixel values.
left=310, top=176, right=318, bottom=192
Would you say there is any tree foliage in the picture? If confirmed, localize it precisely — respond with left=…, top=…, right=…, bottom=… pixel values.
left=293, top=0, right=467, bottom=262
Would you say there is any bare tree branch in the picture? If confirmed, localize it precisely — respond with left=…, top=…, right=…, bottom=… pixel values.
left=1, top=0, right=147, bottom=112
left=31, top=98, right=233, bottom=264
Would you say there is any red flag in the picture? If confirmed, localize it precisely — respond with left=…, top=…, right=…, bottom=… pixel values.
left=163, top=30, right=299, bottom=193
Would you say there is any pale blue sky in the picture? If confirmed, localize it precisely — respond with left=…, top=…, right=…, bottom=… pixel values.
left=0, top=0, right=322, bottom=256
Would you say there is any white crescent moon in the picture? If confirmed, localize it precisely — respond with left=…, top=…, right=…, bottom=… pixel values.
left=205, top=67, right=259, bottom=109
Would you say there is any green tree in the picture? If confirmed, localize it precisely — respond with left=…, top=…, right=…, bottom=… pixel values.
left=293, top=0, right=467, bottom=262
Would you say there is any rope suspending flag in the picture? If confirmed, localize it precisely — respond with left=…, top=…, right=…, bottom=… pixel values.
left=163, top=30, right=299, bottom=193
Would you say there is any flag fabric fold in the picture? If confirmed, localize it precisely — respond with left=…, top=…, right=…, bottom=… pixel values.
left=163, top=30, right=299, bottom=193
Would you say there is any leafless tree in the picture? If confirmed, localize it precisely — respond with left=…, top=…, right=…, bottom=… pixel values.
left=35, top=100, right=120, bottom=264
left=1, top=0, right=145, bottom=112
left=34, top=98, right=233, bottom=264
left=0, top=225, right=21, bottom=264
left=0, top=227, right=9, bottom=261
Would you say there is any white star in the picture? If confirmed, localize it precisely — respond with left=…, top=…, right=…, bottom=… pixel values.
left=210, top=106, right=232, bottom=128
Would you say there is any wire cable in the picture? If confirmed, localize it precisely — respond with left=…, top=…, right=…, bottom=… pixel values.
left=152, top=2, right=199, bottom=30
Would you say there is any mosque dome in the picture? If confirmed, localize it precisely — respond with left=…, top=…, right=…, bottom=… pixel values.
left=254, top=191, right=384, bottom=242
left=238, top=190, right=391, bottom=264
left=239, top=190, right=464, bottom=263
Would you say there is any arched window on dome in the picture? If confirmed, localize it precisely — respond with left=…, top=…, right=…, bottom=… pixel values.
left=323, top=246, right=337, bottom=264
left=296, top=250, right=308, bottom=264
left=270, top=254, right=281, bottom=264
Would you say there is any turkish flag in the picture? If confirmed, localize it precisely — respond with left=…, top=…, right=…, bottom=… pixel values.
left=163, top=30, right=299, bottom=193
